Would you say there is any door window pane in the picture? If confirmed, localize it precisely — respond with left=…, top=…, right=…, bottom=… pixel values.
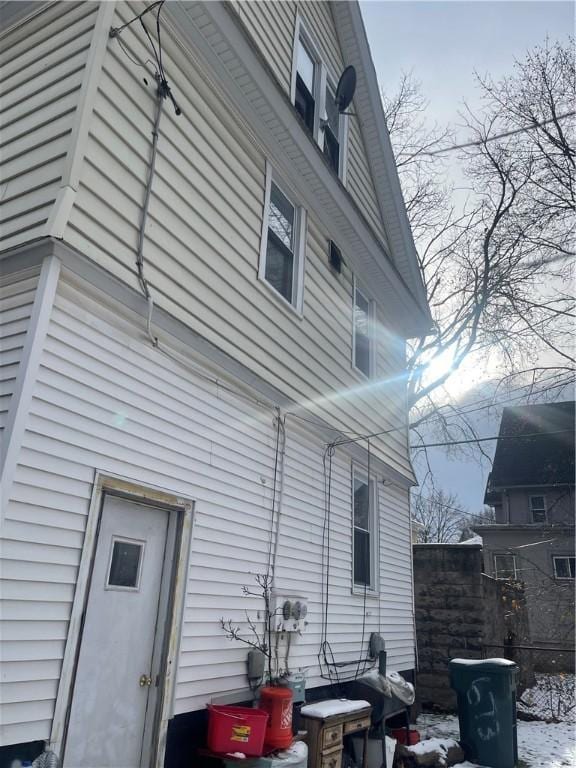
left=107, top=539, right=144, bottom=589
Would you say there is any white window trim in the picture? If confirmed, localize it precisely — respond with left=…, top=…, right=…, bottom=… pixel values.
left=529, top=494, right=547, bottom=523
left=493, top=553, right=517, bottom=580
left=553, top=555, right=575, bottom=580
left=351, top=464, right=379, bottom=594
left=290, top=14, right=348, bottom=181
left=258, top=161, right=306, bottom=315
left=351, top=276, right=375, bottom=379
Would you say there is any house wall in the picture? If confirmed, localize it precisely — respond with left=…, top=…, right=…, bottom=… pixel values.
left=494, top=487, right=575, bottom=525
left=57, top=0, right=411, bottom=477
left=227, top=0, right=387, bottom=244
left=0, top=269, right=415, bottom=747
left=0, top=268, right=40, bottom=436
left=0, top=2, right=98, bottom=250
left=480, top=526, right=575, bottom=659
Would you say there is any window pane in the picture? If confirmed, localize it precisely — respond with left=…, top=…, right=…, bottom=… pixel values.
left=354, top=477, right=369, bottom=530
left=354, top=288, right=371, bottom=376
left=530, top=496, right=545, bottom=510
left=108, top=540, right=142, bottom=588
left=494, top=554, right=516, bottom=580
left=323, top=127, right=339, bottom=174
left=297, top=39, right=315, bottom=93
left=555, top=557, right=575, bottom=578
left=355, top=333, right=370, bottom=377
left=265, top=234, right=294, bottom=302
left=354, top=529, right=371, bottom=586
left=325, top=85, right=339, bottom=138
left=269, top=183, right=294, bottom=250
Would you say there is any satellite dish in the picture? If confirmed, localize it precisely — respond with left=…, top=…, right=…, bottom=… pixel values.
left=335, top=65, right=357, bottom=113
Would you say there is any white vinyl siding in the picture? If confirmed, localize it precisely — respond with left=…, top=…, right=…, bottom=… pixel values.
left=229, top=0, right=387, bottom=242
left=61, top=2, right=411, bottom=478
left=0, top=268, right=40, bottom=437
left=0, top=276, right=415, bottom=742
left=0, top=2, right=97, bottom=250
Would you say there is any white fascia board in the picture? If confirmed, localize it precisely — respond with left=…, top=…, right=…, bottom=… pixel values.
left=166, top=1, right=430, bottom=338
left=331, top=1, right=432, bottom=323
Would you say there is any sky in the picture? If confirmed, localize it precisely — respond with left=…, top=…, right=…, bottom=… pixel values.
left=360, top=0, right=574, bottom=514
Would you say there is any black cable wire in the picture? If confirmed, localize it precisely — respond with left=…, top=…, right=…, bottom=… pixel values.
left=109, top=1, right=163, bottom=37
left=266, top=412, right=282, bottom=581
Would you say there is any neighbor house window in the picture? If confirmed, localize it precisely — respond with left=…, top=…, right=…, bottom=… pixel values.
left=353, top=282, right=373, bottom=377
left=259, top=165, right=305, bottom=310
left=353, top=469, right=376, bottom=589
left=291, top=18, right=348, bottom=180
left=553, top=556, right=575, bottom=579
left=494, top=554, right=517, bottom=580
left=529, top=495, right=547, bottom=523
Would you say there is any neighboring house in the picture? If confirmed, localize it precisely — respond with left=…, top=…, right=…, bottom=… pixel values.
left=477, top=402, right=575, bottom=666
left=0, top=2, right=431, bottom=767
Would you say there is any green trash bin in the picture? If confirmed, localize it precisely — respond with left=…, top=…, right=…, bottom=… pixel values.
left=449, top=658, right=518, bottom=768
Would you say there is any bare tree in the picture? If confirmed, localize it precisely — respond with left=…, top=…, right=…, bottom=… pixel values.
left=411, top=489, right=467, bottom=543
left=383, top=39, right=576, bottom=452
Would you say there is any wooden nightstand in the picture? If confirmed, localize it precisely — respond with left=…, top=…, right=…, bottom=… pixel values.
left=300, top=704, right=372, bottom=768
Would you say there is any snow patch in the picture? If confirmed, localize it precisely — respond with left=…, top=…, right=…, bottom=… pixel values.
left=300, top=699, right=370, bottom=718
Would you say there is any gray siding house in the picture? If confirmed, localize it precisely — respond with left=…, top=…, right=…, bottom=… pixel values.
left=476, top=402, right=575, bottom=663
left=0, top=2, right=430, bottom=766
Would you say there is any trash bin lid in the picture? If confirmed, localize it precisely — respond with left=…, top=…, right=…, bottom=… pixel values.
left=449, top=658, right=518, bottom=674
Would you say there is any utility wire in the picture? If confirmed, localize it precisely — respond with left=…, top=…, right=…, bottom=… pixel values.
left=413, top=429, right=572, bottom=450
left=423, top=111, right=575, bottom=156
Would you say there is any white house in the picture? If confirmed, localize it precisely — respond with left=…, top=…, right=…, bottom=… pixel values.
left=0, top=2, right=431, bottom=766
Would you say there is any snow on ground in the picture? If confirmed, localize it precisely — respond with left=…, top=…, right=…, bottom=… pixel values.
left=518, top=674, right=575, bottom=723
left=417, top=712, right=576, bottom=768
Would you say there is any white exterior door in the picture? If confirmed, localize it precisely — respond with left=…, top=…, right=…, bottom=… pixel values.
left=64, top=495, right=170, bottom=768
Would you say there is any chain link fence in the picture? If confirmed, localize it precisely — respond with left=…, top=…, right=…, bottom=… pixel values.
left=483, top=643, right=575, bottom=723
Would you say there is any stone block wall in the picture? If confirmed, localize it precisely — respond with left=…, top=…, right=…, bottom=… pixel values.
left=413, top=544, right=532, bottom=711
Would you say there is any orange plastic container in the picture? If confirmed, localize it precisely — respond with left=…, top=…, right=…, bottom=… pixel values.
left=207, top=704, right=269, bottom=756
left=259, top=686, right=294, bottom=750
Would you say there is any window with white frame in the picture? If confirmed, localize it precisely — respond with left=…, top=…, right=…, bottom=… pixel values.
left=529, top=495, right=547, bottom=523
left=553, top=556, right=575, bottom=579
left=353, top=469, right=376, bottom=589
left=353, top=282, right=373, bottom=377
left=294, top=36, right=316, bottom=135
left=259, top=166, right=305, bottom=310
left=494, top=554, right=517, bottom=580
left=292, top=18, right=348, bottom=179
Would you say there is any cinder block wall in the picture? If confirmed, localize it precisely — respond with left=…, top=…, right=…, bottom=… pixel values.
left=413, top=544, right=532, bottom=711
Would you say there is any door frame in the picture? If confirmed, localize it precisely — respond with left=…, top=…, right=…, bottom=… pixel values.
left=50, top=471, right=194, bottom=768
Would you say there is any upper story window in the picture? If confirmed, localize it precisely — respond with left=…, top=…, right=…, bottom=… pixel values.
left=553, top=556, right=575, bottom=579
left=353, top=281, right=374, bottom=377
left=494, top=554, right=517, bottom=580
left=295, top=38, right=316, bottom=134
left=353, top=468, right=377, bottom=590
left=259, top=163, right=306, bottom=312
left=529, top=495, right=547, bottom=523
left=291, top=17, right=348, bottom=180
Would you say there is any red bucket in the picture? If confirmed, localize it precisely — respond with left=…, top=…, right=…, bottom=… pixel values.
left=207, top=705, right=269, bottom=756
